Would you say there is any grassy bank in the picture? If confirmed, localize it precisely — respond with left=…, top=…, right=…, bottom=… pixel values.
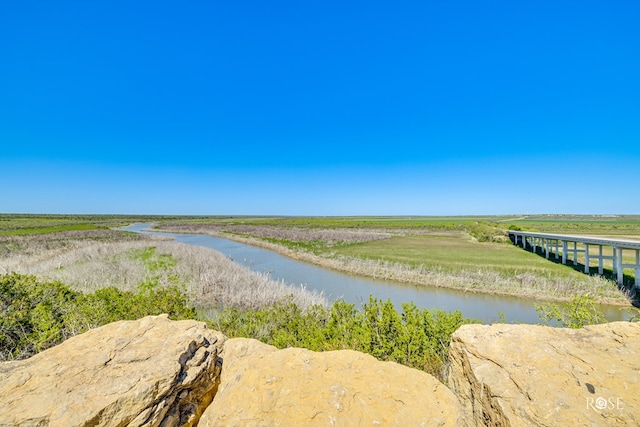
left=156, top=215, right=638, bottom=305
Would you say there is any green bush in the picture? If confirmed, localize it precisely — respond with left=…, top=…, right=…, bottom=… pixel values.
left=0, top=274, right=77, bottom=358
left=535, top=294, right=606, bottom=328
left=2, top=271, right=474, bottom=381
left=465, top=221, right=509, bottom=243
left=0, top=273, right=196, bottom=361
left=210, top=295, right=476, bottom=381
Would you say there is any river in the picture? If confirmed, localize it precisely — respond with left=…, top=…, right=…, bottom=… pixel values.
left=123, top=224, right=637, bottom=324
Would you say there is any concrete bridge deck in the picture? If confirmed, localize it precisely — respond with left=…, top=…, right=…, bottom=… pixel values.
left=508, top=231, right=640, bottom=288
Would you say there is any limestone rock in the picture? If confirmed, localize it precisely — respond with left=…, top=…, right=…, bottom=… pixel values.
left=0, top=315, right=226, bottom=427
left=448, top=322, right=640, bottom=426
left=200, top=337, right=462, bottom=426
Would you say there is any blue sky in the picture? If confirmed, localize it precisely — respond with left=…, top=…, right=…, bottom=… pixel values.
left=1, top=0, right=639, bottom=215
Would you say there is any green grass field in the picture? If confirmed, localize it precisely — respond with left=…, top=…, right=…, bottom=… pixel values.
left=0, top=214, right=214, bottom=236
left=330, top=233, right=580, bottom=277
left=505, top=215, right=640, bottom=237
left=179, top=215, right=516, bottom=229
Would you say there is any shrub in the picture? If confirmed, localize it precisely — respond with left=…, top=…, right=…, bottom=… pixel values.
left=210, top=295, right=476, bottom=381
left=535, top=294, right=606, bottom=328
left=0, top=273, right=77, bottom=358
left=465, top=221, right=509, bottom=243
left=0, top=273, right=196, bottom=361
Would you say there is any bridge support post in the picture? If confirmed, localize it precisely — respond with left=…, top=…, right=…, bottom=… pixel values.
left=545, top=239, right=550, bottom=259
left=573, top=242, right=578, bottom=266
left=598, top=245, right=604, bottom=275
left=584, top=243, right=590, bottom=273
left=562, top=241, right=567, bottom=264
left=616, top=247, right=623, bottom=285
left=635, top=250, right=640, bottom=289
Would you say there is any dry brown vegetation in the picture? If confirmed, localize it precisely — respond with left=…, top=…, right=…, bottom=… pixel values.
left=0, top=230, right=326, bottom=311
left=156, top=223, right=632, bottom=305
left=161, top=223, right=394, bottom=246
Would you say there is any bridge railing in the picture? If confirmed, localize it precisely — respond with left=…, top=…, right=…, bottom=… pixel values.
left=508, top=231, right=640, bottom=288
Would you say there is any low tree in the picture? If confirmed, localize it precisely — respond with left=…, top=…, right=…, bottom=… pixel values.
left=535, top=294, right=606, bottom=328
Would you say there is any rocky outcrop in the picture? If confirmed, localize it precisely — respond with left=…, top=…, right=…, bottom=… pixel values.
left=0, top=315, right=225, bottom=427
left=2, top=316, right=639, bottom=426
left=199, top=337, right=462, bottom=426
left=448, top=322, right=640, bottom=426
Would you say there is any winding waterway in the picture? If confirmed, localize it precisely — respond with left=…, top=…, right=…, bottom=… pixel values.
left=124, top=224, right=637, bottom=324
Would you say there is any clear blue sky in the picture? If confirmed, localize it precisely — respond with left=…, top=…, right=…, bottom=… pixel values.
left=2, top=0, right=639, bottom=215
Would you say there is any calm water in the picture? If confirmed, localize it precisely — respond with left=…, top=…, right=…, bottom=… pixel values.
left=123, top=224, right=637, bottom=324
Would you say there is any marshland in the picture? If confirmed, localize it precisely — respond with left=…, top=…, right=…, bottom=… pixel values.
left=2, top=213, right=639, bottom=379
left=155, top=215, right=640, bottom=304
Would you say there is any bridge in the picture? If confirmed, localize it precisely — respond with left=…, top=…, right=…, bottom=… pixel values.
left=508, top=231, right=640, bottom=288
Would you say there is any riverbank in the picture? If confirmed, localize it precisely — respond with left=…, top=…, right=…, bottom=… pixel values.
left=0, top=228, right=326, bottom=312
left=1, top=214, right=633, bottom=307
left=153, top=225, right=634, bottom=306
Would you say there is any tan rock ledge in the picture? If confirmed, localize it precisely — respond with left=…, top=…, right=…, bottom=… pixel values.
left=200, top=337, right=463, bottom=426
left=448, top=322, right=640, bottom=427
left=0, top=315, right=226, bottom=427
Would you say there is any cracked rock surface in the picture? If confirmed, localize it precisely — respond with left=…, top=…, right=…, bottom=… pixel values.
left=448, top=322, right=640, bottom=427
left=0, top=315, right=225, bottom=427
left=199, top=337, right=462, bottom=426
